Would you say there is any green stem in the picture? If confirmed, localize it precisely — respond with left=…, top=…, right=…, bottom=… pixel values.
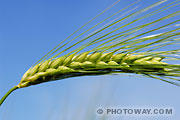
left=0, top=86, right=19, bottom=106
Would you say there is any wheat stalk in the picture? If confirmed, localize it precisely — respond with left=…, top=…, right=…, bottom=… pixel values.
left=0, top=0, right=180, bottom=107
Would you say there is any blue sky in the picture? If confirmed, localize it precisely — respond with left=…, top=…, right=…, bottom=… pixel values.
left=0, top=0, right=180, bottom=120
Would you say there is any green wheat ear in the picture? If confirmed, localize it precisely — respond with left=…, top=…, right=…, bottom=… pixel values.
left=1, top=0, right=180, bottom=106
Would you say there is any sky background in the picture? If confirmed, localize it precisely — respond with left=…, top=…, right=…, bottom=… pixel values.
left=0, top=0, right=180, bottom=120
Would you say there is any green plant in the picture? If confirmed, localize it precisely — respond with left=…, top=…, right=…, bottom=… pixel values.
left=0, top=0, right=180, bottom=107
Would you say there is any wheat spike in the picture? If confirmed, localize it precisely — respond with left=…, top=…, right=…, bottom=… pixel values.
left=18, top=52, right=168, bottom=88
